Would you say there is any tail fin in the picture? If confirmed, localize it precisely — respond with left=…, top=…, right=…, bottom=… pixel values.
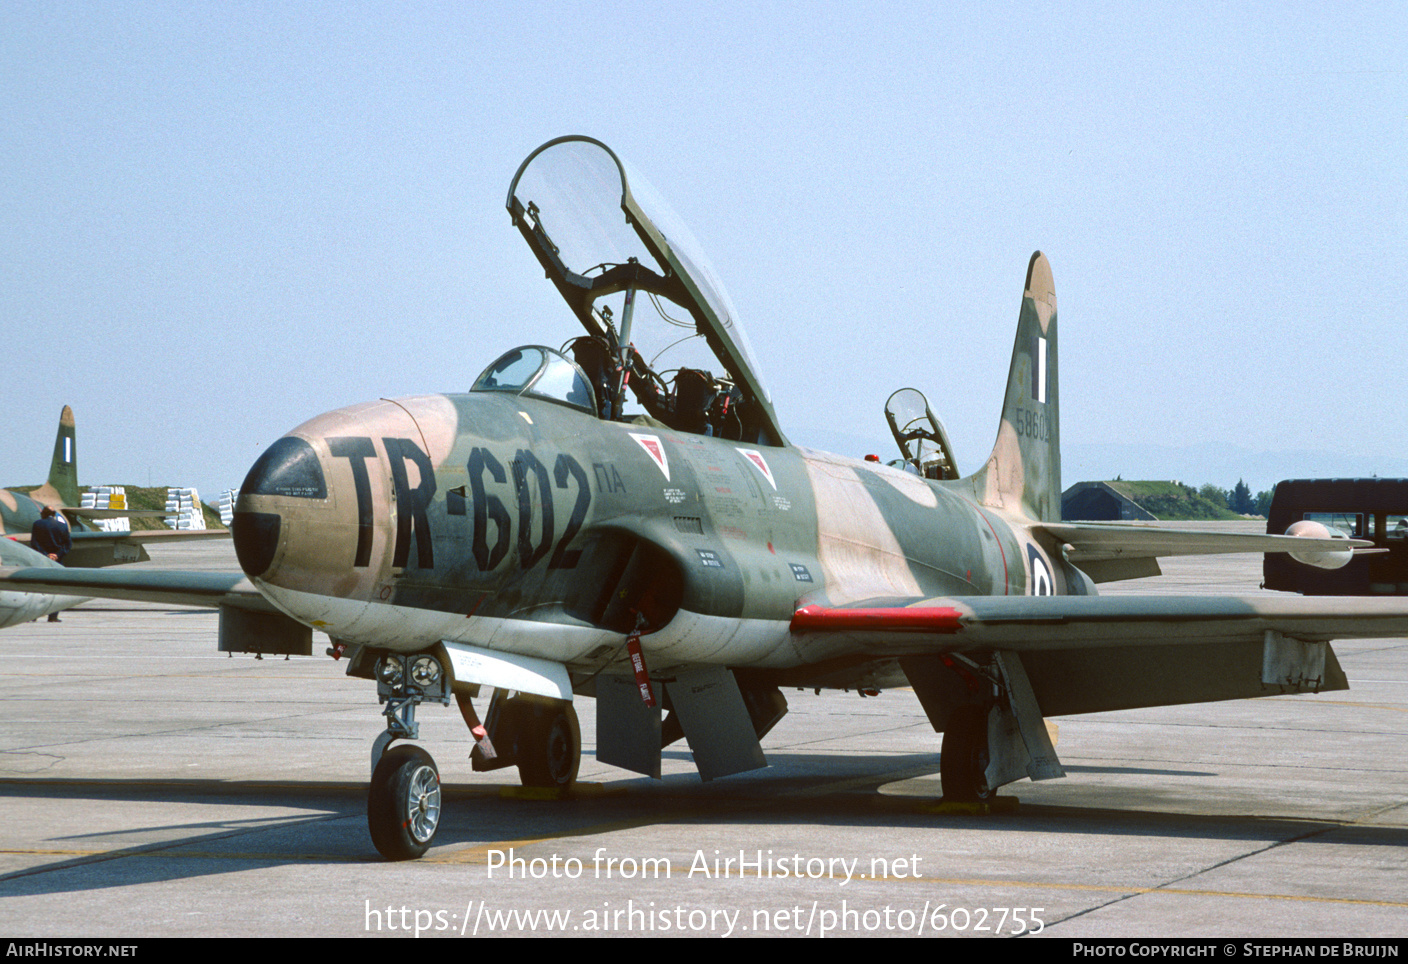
left=965, top=252, right=1060, bottom=521
left=45, top=405, right=80, bottom=507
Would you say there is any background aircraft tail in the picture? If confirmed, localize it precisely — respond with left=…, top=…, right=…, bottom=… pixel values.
left=963, top=251, right=1061, bottom=522
left=44, top=405, right=80, bottom=508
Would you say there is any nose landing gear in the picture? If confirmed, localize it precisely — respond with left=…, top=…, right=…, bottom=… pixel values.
left=359, top=648, right=583, bottom=860
left=366, top=651, right=452, bottom=860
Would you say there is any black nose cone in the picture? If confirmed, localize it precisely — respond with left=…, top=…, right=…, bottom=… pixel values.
left=232, top=511, right=281, bottom=578
left=233, top=436, right=327, bottom=579
left=239, top=436, right=327, bottom=500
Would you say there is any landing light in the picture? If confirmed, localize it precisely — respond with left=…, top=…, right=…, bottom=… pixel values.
left=375, top=655, right=404, bottom=686
left=409, top=655, right=442, bottom=687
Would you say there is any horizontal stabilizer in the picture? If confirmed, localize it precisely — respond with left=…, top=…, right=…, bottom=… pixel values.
left=1037, top=522, right=1370, bottom=564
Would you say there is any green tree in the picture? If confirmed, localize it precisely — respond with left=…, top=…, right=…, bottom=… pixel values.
left=1199, top=483, right=1228, bottom=508
left=1229, top=479, right=1254, bottom=514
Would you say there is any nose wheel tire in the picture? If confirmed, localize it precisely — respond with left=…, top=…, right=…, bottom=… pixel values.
left=940, top=705, right=993, bottom=803
left=368, top=744, right=442, bottom=860
left=517, top=702, right=581, bottom=789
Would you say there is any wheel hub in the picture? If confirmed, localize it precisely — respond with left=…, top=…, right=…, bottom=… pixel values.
left=407, top=765, right=441, bottom=843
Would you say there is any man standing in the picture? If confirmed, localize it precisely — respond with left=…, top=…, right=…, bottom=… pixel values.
left=31, top=507, right=72, bottom=622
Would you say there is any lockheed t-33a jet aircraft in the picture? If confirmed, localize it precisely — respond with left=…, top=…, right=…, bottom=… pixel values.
left=6, top=136, right=1406, bottom=860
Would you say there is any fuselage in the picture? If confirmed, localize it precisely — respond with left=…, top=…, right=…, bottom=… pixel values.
left=232, top=390, right=1070, bottom=676
left=0, top=535, right=82, bottom=627
left=0, top=490, right=46, bottom=538
left=0, top=488, right=87, bottom=626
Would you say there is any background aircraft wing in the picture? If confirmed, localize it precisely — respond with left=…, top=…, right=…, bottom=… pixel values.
left=11, top=530, right=230, bottom=545
left=67, top=529, right=230, bottom=546
left=0, top=565, right=276, bottom=612
left=10, top=528, right=230, bottom=568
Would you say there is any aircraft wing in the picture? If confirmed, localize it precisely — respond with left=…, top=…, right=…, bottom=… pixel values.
left=792, top=594, right=1408, bottom=715
left=67, top=529, right=230, bottom=545
left=792, top=594, right=1408, bottom=649
left=11, top=529, right=231, bottom=545
left=1032, top=522, right=1368, bottom=583
left=9, top=528, right=230, bottom=569
left=0, top=565, right=275, bottom=613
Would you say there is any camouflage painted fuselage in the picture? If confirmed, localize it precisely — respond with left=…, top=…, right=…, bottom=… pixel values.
left=0, top=490, right=48, bottom=541
left=0, top=430, right=84, bottom=627
left=232, top=389, right=1068, bottom=681
left=0, top=534, right=79, bottom=627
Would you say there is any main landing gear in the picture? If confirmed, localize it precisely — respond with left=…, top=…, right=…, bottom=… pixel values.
left=360, top=649, right=582, bottom=860
left=932, top=656, right=1065, bottom=804
left=516, top=700, right=582, bottom=788
left=467, top=690, right=581, bottom=790
left=939, top=704, right=993, bottom=803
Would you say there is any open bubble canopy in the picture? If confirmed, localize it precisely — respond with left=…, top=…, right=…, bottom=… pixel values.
left=506, top=136, right=785, bottom=447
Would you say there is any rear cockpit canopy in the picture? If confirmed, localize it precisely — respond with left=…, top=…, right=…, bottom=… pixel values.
left=885, top=388, right=961, bottom=481
left=472, top=346, right=597, bottom=414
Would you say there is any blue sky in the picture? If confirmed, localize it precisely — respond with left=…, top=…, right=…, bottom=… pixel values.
left=2, top=2, right=1403, bottom=499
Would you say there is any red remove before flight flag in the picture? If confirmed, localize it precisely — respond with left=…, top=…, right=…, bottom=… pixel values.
left=625, top=626, right=655, bottom=707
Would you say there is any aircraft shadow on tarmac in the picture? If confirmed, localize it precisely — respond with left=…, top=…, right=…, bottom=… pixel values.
left=3, top=763, right=1405, bottom=897
left=1061, top=764, right=1217, bottom=777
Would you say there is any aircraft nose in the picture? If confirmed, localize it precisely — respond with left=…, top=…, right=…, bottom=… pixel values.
left=231, top=436, right=327, bottom=579
left=232, top=398, right=450, bottom=601
left=231, top=510, right=281, bottom=578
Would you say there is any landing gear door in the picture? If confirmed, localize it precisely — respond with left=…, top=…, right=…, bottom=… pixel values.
left=885, top=388, right=960, bottom=480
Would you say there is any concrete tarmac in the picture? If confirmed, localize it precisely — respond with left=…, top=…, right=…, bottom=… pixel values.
left=0, top=529, right=1404, bottom=938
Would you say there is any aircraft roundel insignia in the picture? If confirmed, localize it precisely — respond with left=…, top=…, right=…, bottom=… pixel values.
left=736, top=448, right=777, bottom=490
left=629, top=433, right=670, bottom=482
left=1026, top=542, right=1054, bottom=596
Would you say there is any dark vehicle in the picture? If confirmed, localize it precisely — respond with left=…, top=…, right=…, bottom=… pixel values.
left=1264, top=478, right=1408, bottom=595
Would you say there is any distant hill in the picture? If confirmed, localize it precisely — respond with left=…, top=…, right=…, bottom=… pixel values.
left=1101, top=480, right=1244, bottom=521
left=1064, top=441, right=1408, bottom=496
